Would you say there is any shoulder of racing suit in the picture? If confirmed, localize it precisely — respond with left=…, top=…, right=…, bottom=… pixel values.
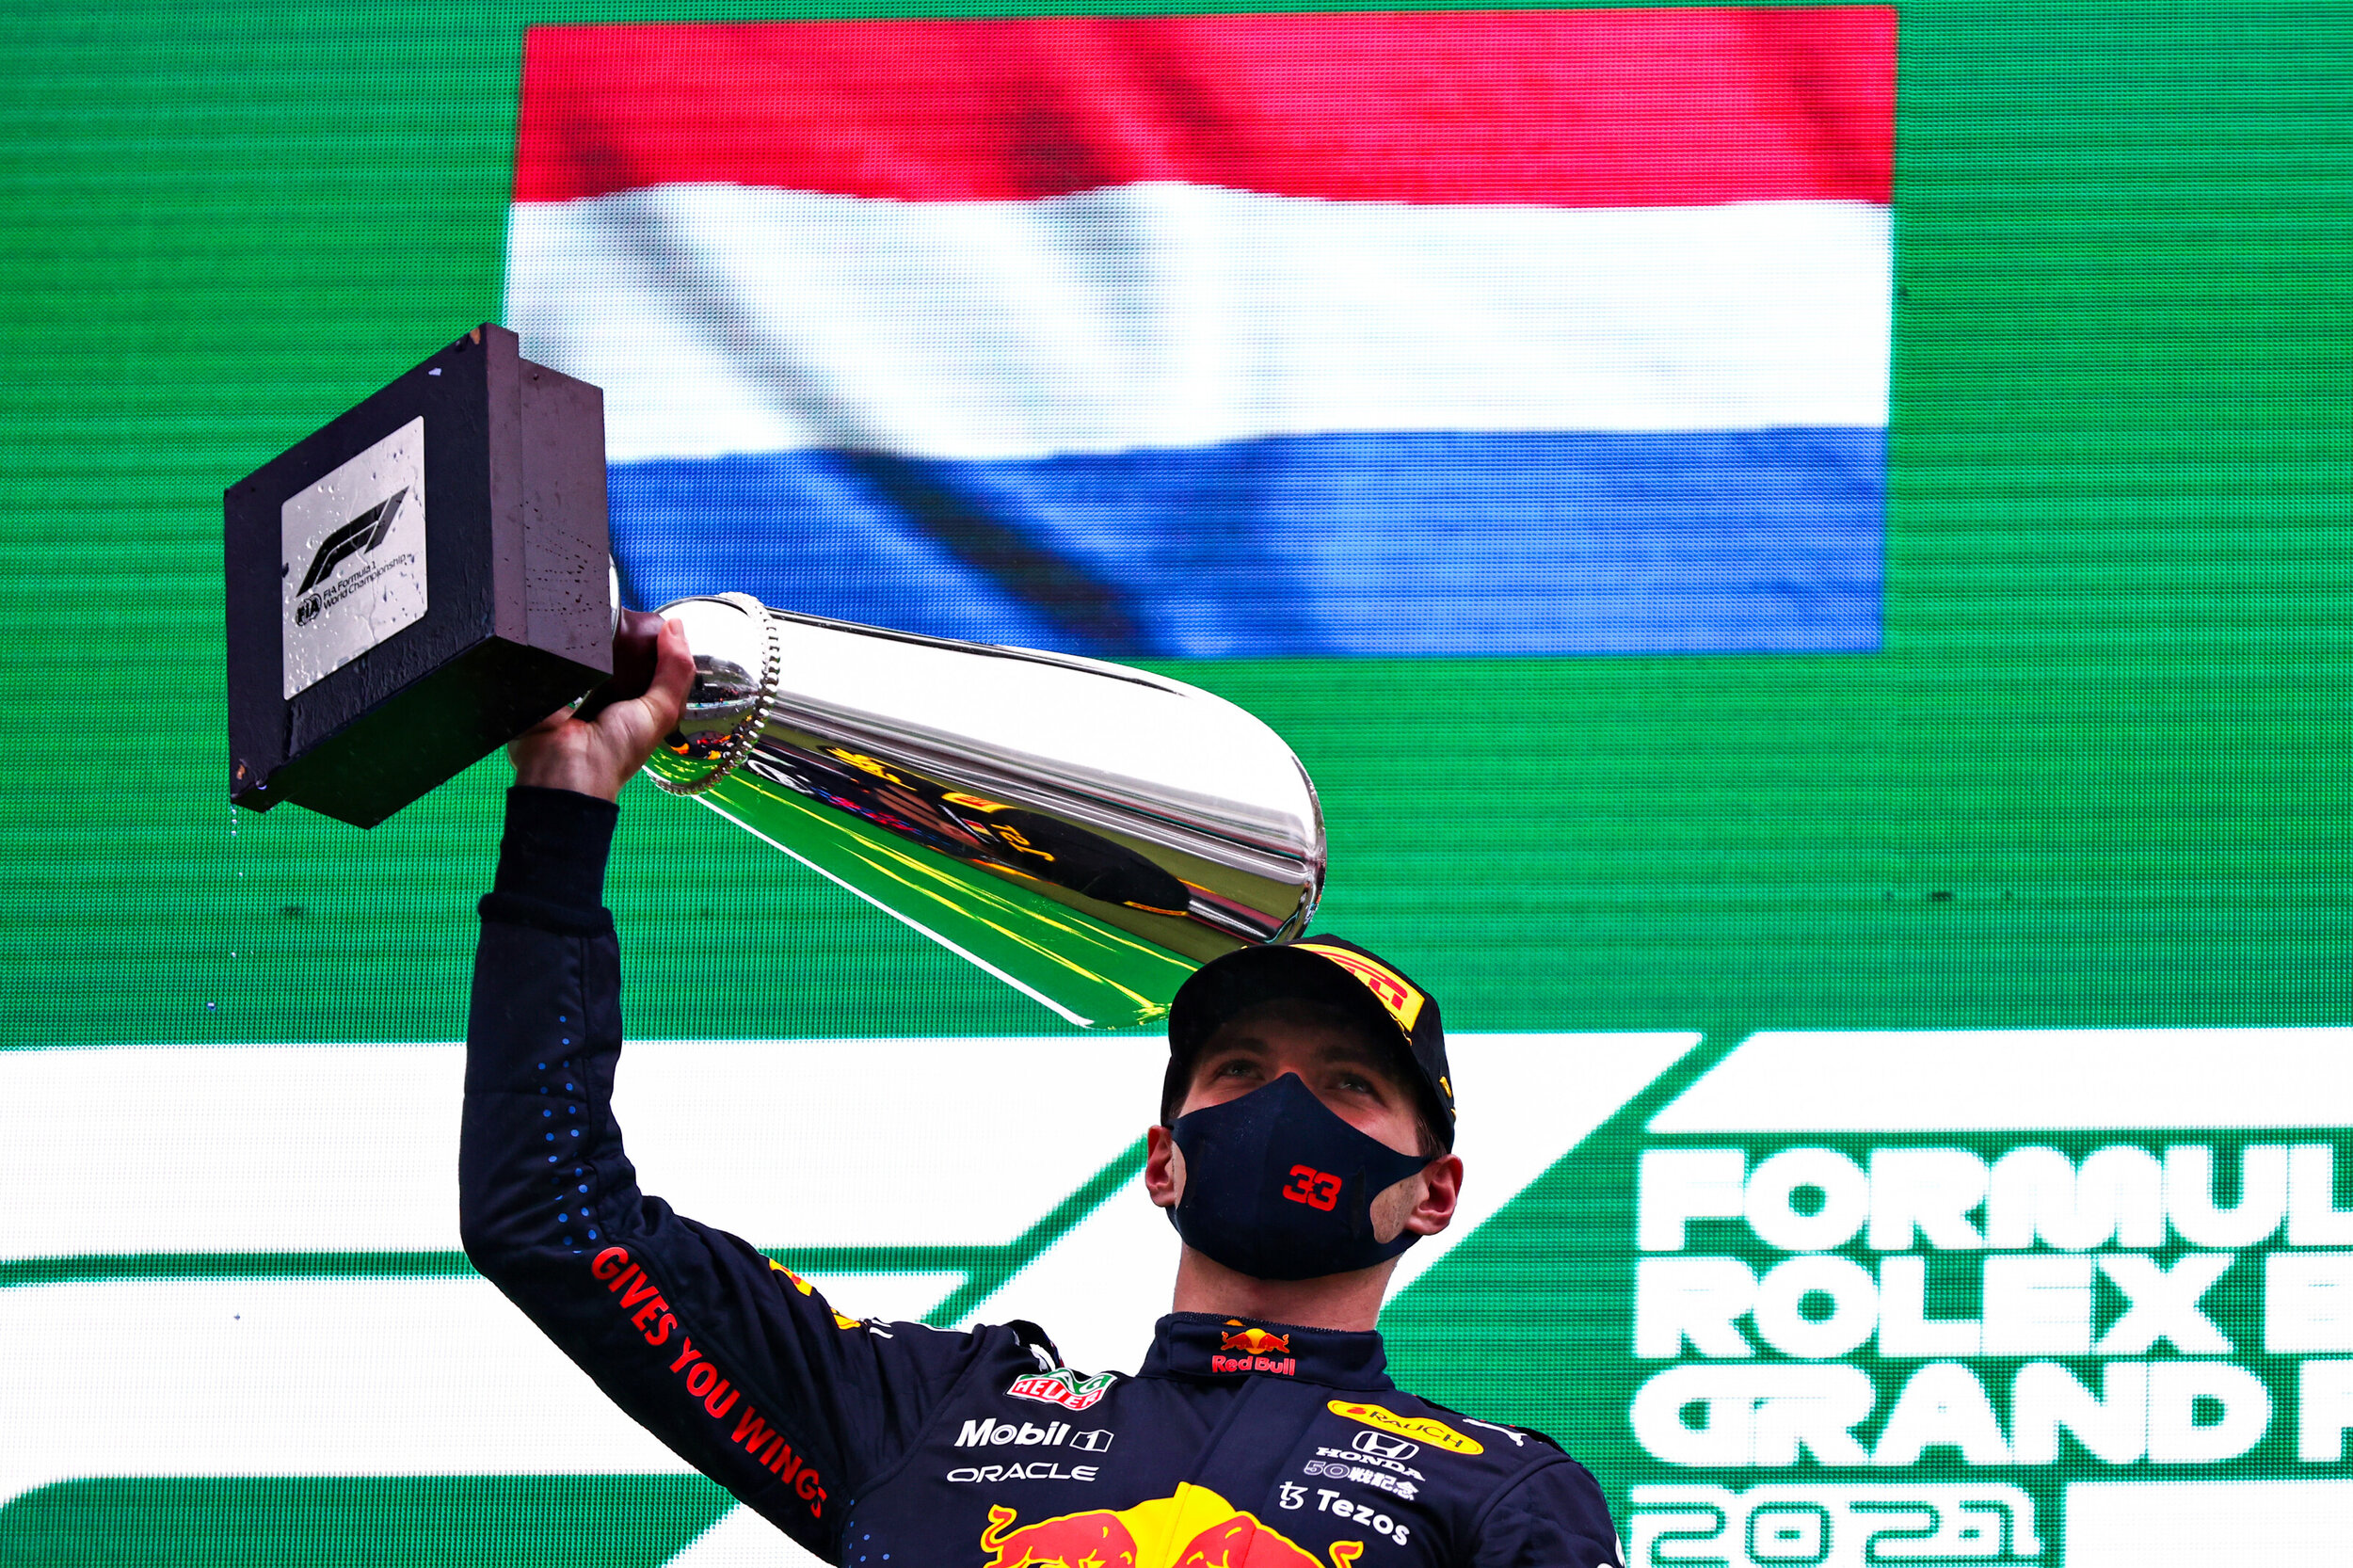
left=1395, top=1391, right=1568, bottom=1458
left=1299, top=1385, right=1618, bottom=1565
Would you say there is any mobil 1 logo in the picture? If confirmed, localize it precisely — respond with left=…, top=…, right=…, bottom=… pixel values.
left=281, top=414, right=427, bottom=698
left=948, top=1416, right=1114, bottom=1484
left=1622, top=1126, right=2353, bottom=1567
left=956, top=1417, right=1113, bottom=1453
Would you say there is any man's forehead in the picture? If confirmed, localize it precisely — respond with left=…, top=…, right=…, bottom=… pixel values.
left=1194, top=1016, right=1405, bottom=1078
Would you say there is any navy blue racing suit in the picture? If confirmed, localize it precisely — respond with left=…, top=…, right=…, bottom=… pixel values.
left=460, top=787, right=1623, bottom=1567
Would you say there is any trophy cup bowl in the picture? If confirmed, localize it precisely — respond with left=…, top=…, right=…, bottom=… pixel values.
left=635, top=593, right=1324, bottom=1028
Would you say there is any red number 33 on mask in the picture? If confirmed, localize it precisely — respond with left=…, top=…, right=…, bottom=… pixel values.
left=1281, top=1165, right=1343, bottom=1211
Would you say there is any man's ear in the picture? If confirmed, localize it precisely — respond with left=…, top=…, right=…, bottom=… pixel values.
left=1144, top=1125, right=1185, bottom=1210
left=1403, top=1153, right=1465, bottom=1237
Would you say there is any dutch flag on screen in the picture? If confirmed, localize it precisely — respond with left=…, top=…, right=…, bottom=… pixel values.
left=505, top=7, right=1894, bottom=658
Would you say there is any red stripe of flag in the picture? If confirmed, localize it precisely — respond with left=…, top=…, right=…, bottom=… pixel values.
left=515, top=8, right=1894, bottom=209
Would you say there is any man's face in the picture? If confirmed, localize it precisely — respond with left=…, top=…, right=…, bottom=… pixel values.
left=1175, top=999, right=1427, bottom=1158
left=1144, top=996, right=1462, bottom=1264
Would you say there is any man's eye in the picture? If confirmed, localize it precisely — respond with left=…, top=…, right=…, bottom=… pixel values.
left=1215, top=1060, right=1258, bottom=1078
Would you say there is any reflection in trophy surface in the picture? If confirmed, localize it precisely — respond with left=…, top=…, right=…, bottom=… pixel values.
left=643, top=593, right=1325, bottom=1028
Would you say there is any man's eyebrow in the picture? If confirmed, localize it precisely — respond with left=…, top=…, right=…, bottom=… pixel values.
left=1315, top=1038, right=1385, bottom=1064
left=1315, top=1039, right=1411, bottom=1090
left=1196, top=1031, right=1399, bottom=1080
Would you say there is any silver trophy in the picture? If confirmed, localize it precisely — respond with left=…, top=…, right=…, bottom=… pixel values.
left=225, top=326, right=1324, bottom=1027
left=638, top=593, right=1323, bottom=1028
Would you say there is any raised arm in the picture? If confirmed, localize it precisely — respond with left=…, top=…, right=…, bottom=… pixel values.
left=458, top=622, right=998, bottom=1553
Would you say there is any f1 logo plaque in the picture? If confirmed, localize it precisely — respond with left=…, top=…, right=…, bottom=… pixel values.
left=224, top=325, right=615, bottom=827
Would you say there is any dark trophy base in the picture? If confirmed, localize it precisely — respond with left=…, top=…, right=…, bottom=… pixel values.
left=224, top=325, right=614, bottom=828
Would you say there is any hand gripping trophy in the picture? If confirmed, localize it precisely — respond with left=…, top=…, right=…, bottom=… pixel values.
left=222, top=325, right=1621, bottom=1566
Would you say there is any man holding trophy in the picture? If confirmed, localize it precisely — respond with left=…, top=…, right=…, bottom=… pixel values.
left=224, top=326, right=1619, bottom=1565
left=458, top=618, right=1621, bottom=1565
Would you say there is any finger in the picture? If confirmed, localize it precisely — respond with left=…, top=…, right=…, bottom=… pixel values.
left=640, top=617, right=696, bottom=731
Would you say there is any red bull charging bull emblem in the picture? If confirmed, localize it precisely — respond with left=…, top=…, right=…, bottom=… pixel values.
left=1211, top=1320, right=1297, bottom=1377
left=980, top=1484, right=1362, bottom=1568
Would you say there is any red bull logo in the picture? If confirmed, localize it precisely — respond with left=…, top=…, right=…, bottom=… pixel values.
left=1219, top=1324, right=1291, bottom=1358
left=979, top=1485, right=1362, bottom=1568
left=1212, top=1321, right=1297, bottom=1377
left=980, top=1504, right=1140, bottom=1568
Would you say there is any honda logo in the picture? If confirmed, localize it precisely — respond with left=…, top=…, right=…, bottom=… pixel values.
left=1352, top=1429, right=1418, bottom=1461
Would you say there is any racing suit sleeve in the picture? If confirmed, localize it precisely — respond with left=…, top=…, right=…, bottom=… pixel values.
left=1468, top=1458, right=1623, bottom=1567
left=459, top=785, right=1002, bottom=1557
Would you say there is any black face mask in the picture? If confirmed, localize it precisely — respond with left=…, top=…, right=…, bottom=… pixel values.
left=1165, top=1072, right=1433, bottom=1281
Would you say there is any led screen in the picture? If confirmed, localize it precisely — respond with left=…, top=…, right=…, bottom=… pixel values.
left=3, top=3, right=2350, bottom=1565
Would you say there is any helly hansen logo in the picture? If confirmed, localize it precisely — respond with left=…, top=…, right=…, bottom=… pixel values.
left=296, top=488, right=407, bottom=595
left=957, top=1417, right=1113, bottom=1451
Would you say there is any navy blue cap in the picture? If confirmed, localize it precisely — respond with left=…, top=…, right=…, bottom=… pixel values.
left=1164, top=936, right=1453, bottom=1150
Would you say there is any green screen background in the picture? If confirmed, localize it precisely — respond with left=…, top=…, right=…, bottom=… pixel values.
left=7, top=0, right=2348, bottom=1050
left=4, top=2, right=2349, bottom=1562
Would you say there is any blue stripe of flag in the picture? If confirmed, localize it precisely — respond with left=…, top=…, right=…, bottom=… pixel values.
left=611, top=427, right=1883, bottom=659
